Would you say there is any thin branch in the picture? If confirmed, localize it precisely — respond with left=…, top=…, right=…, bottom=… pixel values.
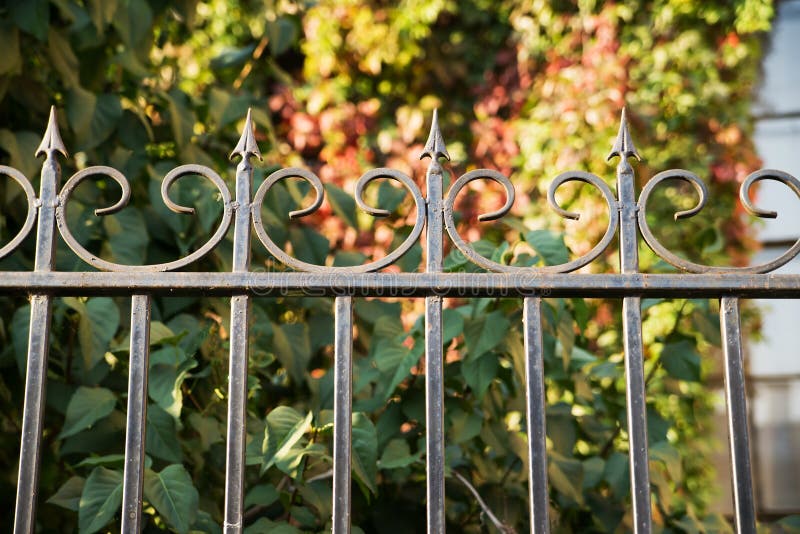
left=233, top=36, right=269, bottom=91
left=451, top=470, right=517, bottom=534
left=306, top=468, right=333, bottom=483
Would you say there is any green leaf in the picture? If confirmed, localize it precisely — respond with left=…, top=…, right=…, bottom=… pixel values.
left=11, top=304, right=30, bottom=375
left=297, top=480, right=333, bottom=520
left=9, top=0, right=49, bottom=41
left=351, top=412, right=378, bottom=495
left=325, top=184, right=358, bottom=228
left=379, top=439, right=421, bottom=469
left=59, top=387, right=117, bottom=439
left=660, top=340, right=701, bottom=382
left=442, top=308, right=464, bottom=344
left=112, top=0, right=153, bottom=49
left=76, top=454, right=126, bottom=469
left=146, top=404, right=183, bottom=463
left=87, top=0, right=118, bottom=34
left=603, top=452, right=629, bottom=497
left=0, top=23, right=21, bottom=75
left=0, top=130, right=41, bottom=182
left=244, top=518, right=300, bottom=534
left=289, top=227, right=329, bottom=266
left=163, top=88, right=196, bottom=149
left=48, top=28, right=80, bottom=88
left=461, top=353, right=497, bottom=400
left=463, top=310, right=510, bottom=360
left=377, top=179, right=407, bottom=214
left=143, top=464, right=199, bottom=534
left=79, top=467, right=123, bottom=534
left=66, top=88, right=123, bottom=151
left=525, top=230, right=569, bottom=266
left=148, top=346, right=196, bottom=419
left=650, top=441, right=683, bottom=481
left=188, top=412, right=223, bottom=452
left=383, top=345, right=421, bottom=398
left=262, top=407, right=313, bottom=473
left=266, top=17, right=298, bottom=56
left=333, top=251, right=367, bottom=267
left=548, top=454, right=584, bottom=505
left=244, top=484, right=279, bottom=509
left=271, top=322, right=311, bottom=384
left=64, top=297, right=121, bottom=370
left=208, top=88, right=252, bottom=129
left=374, top=339, right=409, bottom=372
left=211, top=45, right=257, bottom=70
left=104, top=207, right=149, bottom=265
left=449, top=409, right=483, bottom=444
left=47, top=476, right=85, bottom=511
left=777, top=515, right=800, bottom=534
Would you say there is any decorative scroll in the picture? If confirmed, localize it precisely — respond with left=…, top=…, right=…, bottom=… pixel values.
left=638, top=168, right=800, bottom=273
left=443, top=168, right=619, bottom=273
left=0, top=105, right=797, bottom=275
left=56, top=164, right=233, bottom=272
left=251, top=167, right=426, bottom=273
left=0, top=166, right=37, bottom=260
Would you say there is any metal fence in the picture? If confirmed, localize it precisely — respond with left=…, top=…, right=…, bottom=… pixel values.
left=7, top=105, right=800, bottom=534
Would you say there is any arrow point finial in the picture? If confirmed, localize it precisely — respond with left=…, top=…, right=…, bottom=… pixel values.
left=230, top=108, right=262, bottom=161
left=607, top=107, right=641, bottom=162
left=35, top=106, right=68, bottom=159
left=419, top=108, right=450, bottom=162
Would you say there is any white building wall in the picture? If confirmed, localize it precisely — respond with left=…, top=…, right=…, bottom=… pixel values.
left=748, top=0, right=800, bottom=514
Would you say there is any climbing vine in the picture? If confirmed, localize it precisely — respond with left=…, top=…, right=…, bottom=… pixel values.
left=0, top=0, right=792, bottom=532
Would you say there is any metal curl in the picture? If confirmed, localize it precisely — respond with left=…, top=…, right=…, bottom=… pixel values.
left=0, top=166, right=38, bottom=260
left=740, top=169, right=800, bottom=219
left=637, top=168, right=800, bottom=273
left=57, top=164, right=233, bottom=271
left=444, top=169, right=619, bottom=273
left=252, top=167, right=425, bottom=272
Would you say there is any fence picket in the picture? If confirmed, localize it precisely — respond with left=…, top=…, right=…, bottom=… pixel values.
left=523, top=297, right=550, bottom=533
left=721, top=297, right=757, bottom=534
left=333, top=296, right=354, bottom=534
left=121, top=295, right=152, bottom=532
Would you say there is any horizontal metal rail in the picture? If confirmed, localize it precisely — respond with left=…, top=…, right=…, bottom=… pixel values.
left=0, top=272, right=799, bottom=297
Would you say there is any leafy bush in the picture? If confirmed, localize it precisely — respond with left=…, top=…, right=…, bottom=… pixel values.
left=0, top=0, right=785, bottom=532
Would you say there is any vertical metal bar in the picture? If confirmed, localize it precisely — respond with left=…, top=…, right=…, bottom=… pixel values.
left=720, top=297, right=756, bottom=534
left=332, top=296, right=353, bottom=534
left=622, top=296, right=650, bottom=532
left=224, top=111, right=259, bottom=533
left=523, top=297, right=549, bottom=534
left=121, top=295, right=152, bottom=532
left=610, top=109, right=652, bottom=533
left=425, top=295, right=444, bottom=533
left=14, top=295, right=52, bottom=534
left=421, top=110, right=448, bottom=534
left=14, top=107, right=65, bottom=534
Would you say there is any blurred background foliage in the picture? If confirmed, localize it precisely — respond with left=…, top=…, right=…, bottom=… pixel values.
left=0, top=0, right=794, bottom=532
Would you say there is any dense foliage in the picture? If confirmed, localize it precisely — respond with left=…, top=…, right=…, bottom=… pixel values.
left=0, top=0, right=793, bottom=532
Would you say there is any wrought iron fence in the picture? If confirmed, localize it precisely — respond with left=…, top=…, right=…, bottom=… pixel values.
left=7, top=105, right=800, bottom=534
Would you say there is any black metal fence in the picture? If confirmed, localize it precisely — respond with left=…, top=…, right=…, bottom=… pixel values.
left=8, top=106, right=800, bottom=534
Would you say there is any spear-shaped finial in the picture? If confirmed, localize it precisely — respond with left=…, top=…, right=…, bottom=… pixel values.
left=419, top=109, right=450, bottom=162
left=35, top=106, right=68, bottom=159
left=229, top=108, right=262, bottom=161
left=606, top=107, right=640, bottom=162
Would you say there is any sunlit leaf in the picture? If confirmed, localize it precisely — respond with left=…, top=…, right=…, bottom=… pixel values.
left=59, top=387, right=117, bottom=439
left=78, top=467, right=123, bottom=534
left=143, top=464, right=199, bottom=534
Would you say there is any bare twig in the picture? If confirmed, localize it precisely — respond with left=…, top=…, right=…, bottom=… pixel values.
left=233, top=36, right=269, bottom=90
left=451, top=470, right=517, bottom=534
left=306, top=468, right=333, bottom=483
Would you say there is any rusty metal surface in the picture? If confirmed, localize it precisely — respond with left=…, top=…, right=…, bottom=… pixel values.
left=6, top=105, right=798, bottom=533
